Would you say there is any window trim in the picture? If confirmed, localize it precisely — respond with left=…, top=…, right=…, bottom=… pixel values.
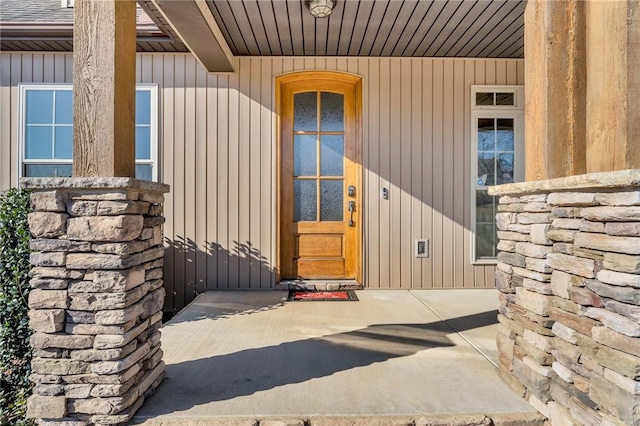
left=18, top=83, right=159, bottom=182
left=470, top=85, right=524, bottom=264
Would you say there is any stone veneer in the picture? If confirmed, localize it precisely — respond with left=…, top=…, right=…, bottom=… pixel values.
left=488, top=169, right=640, bottom=425
left=21, top=177, right=169, bottom=425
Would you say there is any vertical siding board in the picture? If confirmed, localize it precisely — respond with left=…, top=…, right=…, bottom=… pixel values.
left=206, top=72, right=219, bottom=290
left=216, top=74, right=230, bottom=288
left=249, top=58, right=263, bottom=288
left=53, top=54, right=66, bottom=83
left=32, top=54, right=43, bottom=82
left=389, top=59, right=402, bottom=288
left=441, top=59, right=455, bottom=288
left=485, top=60, right=497, bottom=85
left=161, top=55, right=176, bottom=311
left=496, top=60, right=507, bottom=85
left=195, top=61, right=208, bottom=294
left=517, top=60, right=525, bottom=85
left=366, top=58, right=380, bottom=288
left=463, top=59, right=476, bottom=287
left=421, top=59, right=434, bottom=288
left=183, top=57, right=198, bottom=304
left=0, top=54, right=13, bottom=189
left=261, top=58, right=275, bottom=288
left=173, top=55, right=187, bottom=308
left=506, top=61, right=518, bottom=85
left=431, top=60, right=445, bottom=288
left=410, top=59, right=423, bottom=288
left=378, top=58, right=391, bottom=288
left=237, top=58, right=252, bottom=288
left=227, top=62, right=241, bottom=288
left=43, top=54, right=54, bottom=81
left=452, top=60, right=466, bottom=287
left=400, top=59, right=413, bottom=288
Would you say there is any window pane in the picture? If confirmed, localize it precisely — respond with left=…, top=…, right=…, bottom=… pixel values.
left=476, top=190, right=496, bottom=223
left=496, top=93, right=515, bottom=106
left=476, top=223, right=496, bottom=259
left=320, top=135, right=343, bottom=176
left=136, top=90, right=151, bottom=125
left=135, top=126, right=151, bottom=160
left=293, top=134, right=317, bottom=176
left=54, top=90, right=73, bottom=124
left=320, top=92, right=344, bottom=132
left=26, top=91, right=53, bottom=124
left=25, top=126, right=53, bottom=159
left=475, top=92, right=494, bottom=106
left=320, top=180, right=343, bottom=221
left=294, top=92, right=317, bottom=132
left=477, top=118, right=495, bottom=151
left=294, top=179, right=317, bottom=222
left=24, top=164, right=72, bottom=178
left=497, top=153, right=514, bottom=184
left=54, top=126, right=73, bottom=159
left=477, top=152, right=495, bottom=186
left=496, top=119, right=514, bottom=151
left=135, top=164, right=153, bottom=181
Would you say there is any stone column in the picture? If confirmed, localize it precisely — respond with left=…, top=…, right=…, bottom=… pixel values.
left=23, top=177, right=169, bottom=425
left=490, top=169, right=640, bottom=425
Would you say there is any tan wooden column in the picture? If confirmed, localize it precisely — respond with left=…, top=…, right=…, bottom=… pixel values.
left=586, top=0, right=640, bottom=172
left=72, top=0, right=137, bottom=177
left=524, top=0, right=587, bottom=181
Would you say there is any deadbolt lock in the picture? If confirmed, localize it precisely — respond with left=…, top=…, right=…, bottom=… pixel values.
left=348, top=185, right=356, bottom=197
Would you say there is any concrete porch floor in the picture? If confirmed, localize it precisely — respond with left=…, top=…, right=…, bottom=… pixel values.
left=132, top=290, right=543, bottom=426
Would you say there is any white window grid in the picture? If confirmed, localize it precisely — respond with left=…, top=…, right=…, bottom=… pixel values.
left=18, top=83, right=159, bottom=182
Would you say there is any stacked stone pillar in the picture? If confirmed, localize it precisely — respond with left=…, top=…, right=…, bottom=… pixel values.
left=490, top=169, right=640, bottom=425
left=22, top=177, right=169, bottom=425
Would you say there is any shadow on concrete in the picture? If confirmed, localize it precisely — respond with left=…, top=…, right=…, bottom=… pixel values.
left=138, top=310, right=498, bottom=417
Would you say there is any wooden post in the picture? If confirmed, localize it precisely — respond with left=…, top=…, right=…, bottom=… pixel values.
left=72, top=0, right=137, bottom=177
left=524, top=0, right=587, bottom=181
left=586, top=0, right=640, bottom=172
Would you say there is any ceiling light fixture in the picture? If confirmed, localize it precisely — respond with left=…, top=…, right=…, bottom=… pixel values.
left=307, top=0, right=335, bottom=18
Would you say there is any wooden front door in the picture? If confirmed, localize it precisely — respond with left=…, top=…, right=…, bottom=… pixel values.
left=279, top=72, right=361, bottom=281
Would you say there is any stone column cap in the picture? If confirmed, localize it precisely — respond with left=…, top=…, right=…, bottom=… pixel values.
left=488, top=169, right=640, bottom=197
left=20, top=177, right=170, bottom=194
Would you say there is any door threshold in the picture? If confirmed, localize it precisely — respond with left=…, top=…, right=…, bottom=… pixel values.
left=276, top=280, right=362, bottom=291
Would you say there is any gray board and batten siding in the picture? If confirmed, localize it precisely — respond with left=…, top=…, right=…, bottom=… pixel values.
left=0, top=53, right=524, bottom=312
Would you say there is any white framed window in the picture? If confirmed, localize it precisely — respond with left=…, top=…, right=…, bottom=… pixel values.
left=471, top=85, right=524, bottom=263
left=18, top=83, right=159, bottom=181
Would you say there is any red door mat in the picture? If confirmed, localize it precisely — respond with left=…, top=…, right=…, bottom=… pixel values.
left=288, top=290, right=359, bottom=302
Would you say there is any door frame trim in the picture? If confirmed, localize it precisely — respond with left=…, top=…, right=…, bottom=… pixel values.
left=275, top=71, right=363, bottom=284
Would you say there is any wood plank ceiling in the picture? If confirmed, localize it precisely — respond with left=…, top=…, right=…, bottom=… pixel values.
left=207, top=0, right=525, bottom=58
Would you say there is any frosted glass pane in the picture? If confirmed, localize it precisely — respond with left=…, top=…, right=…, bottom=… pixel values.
left=136, top=164, right=153, bottom=181
left=294, top=92, right=317, bottom=132
left=497, top=153, right=514, bottom=184
left=136, top=126, right=151, bottom=160
left=294, top=135, right=316, bottom=176
left=26, top=91, right=53, bottom=124
left=294, top=180, right=317, bottom=222
left=54, top=91, right=73, bottom=124
left=477, top=152, right=495, bottom=186
left=24, top=164, right=72, bottom=178
left=320, top=135, right=343, bottom=176
left=320, top=180, right=343, bottom=221
left=496, top=119, right=514, bottom=151
left=320, top=92, right=344, bottom=132
left=136, top=90, right=151, bottom=125
left=475, top=92, right=494, bottom=106
left=54, top=126, right=73, bottom=159
left=25, top=126, right=53, bottom=159
left=477, top=118, right=494, bottom=151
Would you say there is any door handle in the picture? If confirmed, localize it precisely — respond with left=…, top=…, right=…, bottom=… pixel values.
left=348, top=200, right=355, bottom=226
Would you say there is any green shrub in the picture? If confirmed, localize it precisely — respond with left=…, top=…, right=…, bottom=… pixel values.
left=0, top=188, right=34, bottom=426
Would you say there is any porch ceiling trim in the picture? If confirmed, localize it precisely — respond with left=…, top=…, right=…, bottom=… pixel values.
left=151, top=0, right=234, bottom=72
